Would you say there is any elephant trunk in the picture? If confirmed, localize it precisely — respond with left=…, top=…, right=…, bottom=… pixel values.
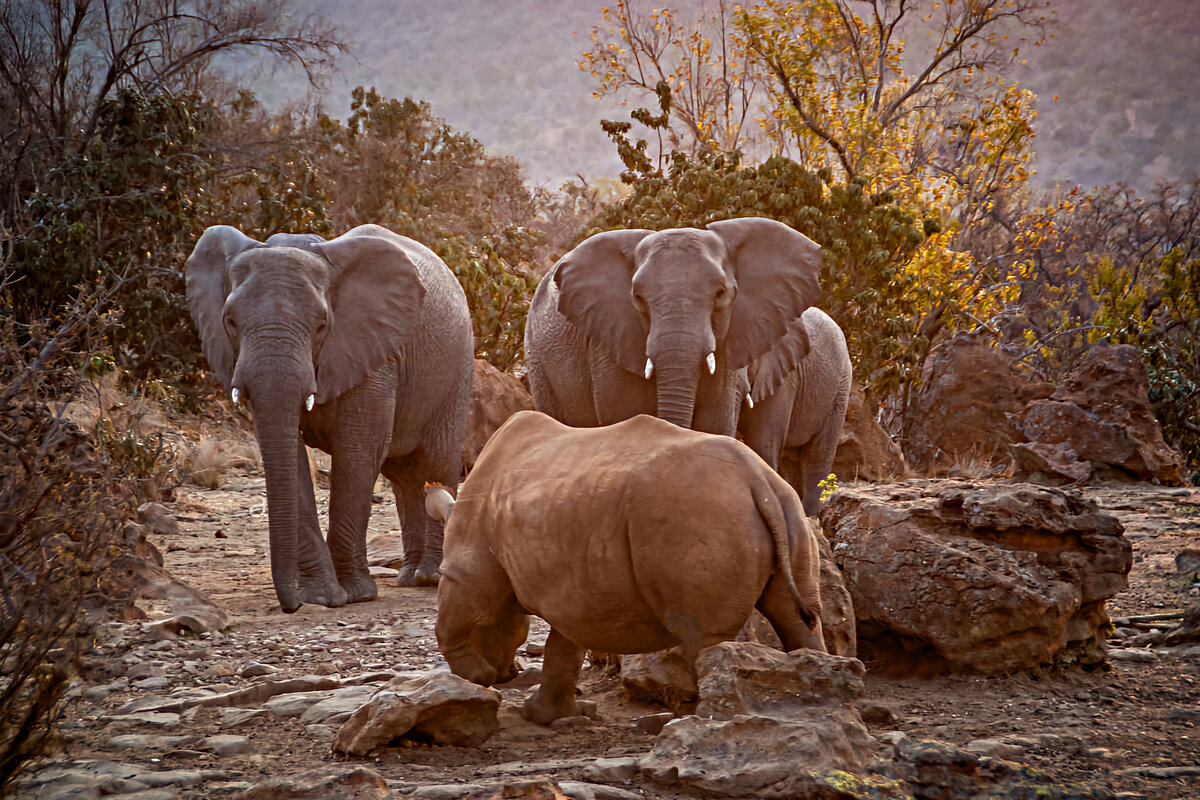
left=240, top=351, right=314, bottom=613
left=652, top=350, right=703, bottom=429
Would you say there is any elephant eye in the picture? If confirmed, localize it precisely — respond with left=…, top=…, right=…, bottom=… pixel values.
left=223, top=311, right=237, bottom=338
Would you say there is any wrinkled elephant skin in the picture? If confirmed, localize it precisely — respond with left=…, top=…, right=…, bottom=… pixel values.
left=186, top=224, right=473, bottom=612
left=525, top=217, right=822, bottom=439
left=740, top=308, right=852, bottom=515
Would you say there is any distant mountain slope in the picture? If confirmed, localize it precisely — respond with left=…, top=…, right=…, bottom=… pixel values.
left=243, top=0, right=1200, bottom=192
left=1017, top=0, right=1200, bottom=191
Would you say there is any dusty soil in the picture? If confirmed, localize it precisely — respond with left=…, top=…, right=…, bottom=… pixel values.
left=56, top=428, right=1200, bottom=798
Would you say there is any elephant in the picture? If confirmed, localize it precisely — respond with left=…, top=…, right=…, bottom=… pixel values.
left=738, top=307, right=852, bottom=516
left=186, top=224, right=473, bottom=612
left=427, top=410, right=826, bottom=724
left=524, top=217, right=822, bottom=437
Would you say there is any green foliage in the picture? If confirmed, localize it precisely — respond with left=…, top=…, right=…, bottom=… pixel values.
left=1015, top=180, right=1200, bottom=474
left=287, top=86, right=544, bottom=370
left=818, top=473, right=838, bottom=503
left=1088, top=248, right=1200, bottom=475
left=7, top=89, right=224, bottom=386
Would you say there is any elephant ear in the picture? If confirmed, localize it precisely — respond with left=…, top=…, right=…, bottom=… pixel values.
left=185, top=225, right=263, bottom=386
left=708, top=217, right=822, bottom=369
left=553, top=228, right=654, bottom=375
left=748, top=314, right=811, bottom=403
left=313, top=226, right=427, bottom=403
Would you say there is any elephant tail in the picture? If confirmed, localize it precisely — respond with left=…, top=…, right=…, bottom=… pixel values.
left=754, top=482, right=821, bottom=633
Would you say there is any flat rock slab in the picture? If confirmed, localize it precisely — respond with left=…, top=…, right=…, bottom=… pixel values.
left=334, top=670, right=501, bottom=754
left=695, top=642, right=866, bottom=721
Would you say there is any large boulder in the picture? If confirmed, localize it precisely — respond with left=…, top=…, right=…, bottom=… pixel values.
left=464, top=359, right=533, bottom=470
left=905, top=333, right=1055, bottom=475
left=822, top=480, right=1131, bottom=673
left=831, top=383, right=907, bottom=482
left=1010, top=342, right=1185, bottom=485
left=639, top=643, right=875, bottom=798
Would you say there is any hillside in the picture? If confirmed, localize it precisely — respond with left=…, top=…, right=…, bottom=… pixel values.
left=237, top=0, right=1200, bottom=192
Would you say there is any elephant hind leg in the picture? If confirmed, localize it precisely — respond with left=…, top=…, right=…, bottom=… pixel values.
left=388, top=473, right=440, bottom=587
left=786, top=412, right=844, bottom=517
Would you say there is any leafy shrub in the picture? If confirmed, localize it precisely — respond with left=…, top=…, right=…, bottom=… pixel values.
left=0, top=358, right=139, bottom=793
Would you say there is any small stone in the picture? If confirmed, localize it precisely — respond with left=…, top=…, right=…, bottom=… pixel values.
left=132, top=677, right=169, bottom=691
left=634, top=712, right=674, bottom=735
left=577, top=699, right=600, bottom=719
left=306, top=724, right=338, bottom=741
left=138, top=502, right=179, bottom=535
left=559, top=781, right=644, bottom=800
left=859, top=701, right=899, bottom=725
left=1175, top=546, right=1200, bottom=575
left=1108, top=648, right=1159, bottom=664
left=200, top=734, right=251, bottom=756
left=550, top=714, right=592, bottom=731
left=84, top=685, right=112, bottom=703
left=579, top=757, right=640, bottom=784
left=102, top=712, right=182, bottom=730
left=106, top=734, right=196, bottom=752
left=965, top=738, right=1024, bottom=759
left=240, top=662, right=278, bottom=679
left=216, top=707, right=269, bottom=727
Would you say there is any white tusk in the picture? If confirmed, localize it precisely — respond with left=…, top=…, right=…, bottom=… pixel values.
left=706, top=352, right=717, bottom=375
left=644, top=358, right=655, bottom=380
left=230, top=387, right=239, bottom=406
left=745, top=393, right=754, bottom=409
left=305, top=394, right=315, bottom=412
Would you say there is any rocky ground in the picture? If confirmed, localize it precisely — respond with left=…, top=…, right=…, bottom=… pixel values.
left=22, top=456, right=1200, bottom=798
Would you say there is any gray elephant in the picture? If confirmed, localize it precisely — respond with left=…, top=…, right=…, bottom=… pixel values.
left=186, top=224, right=473, bottom=612
left=525, top=217, right=822, bottom=436
left=427, top=411, right=826, bottom=724
left=739, top=307, right=852, bottom=515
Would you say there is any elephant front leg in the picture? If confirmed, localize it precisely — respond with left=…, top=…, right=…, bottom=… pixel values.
left=522, top=629, right=584, bottom=724
left=325, top=456, right=382, bottom=605
left=295, top=441, right=347, bottom=608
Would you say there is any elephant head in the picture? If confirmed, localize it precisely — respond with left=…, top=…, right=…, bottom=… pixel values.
left=185, top=224, right=426, bottom=611
left=554, top=217, right=821, bottom=427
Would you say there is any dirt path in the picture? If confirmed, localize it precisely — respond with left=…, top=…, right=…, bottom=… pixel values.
left=51, top=464, right=1200, bottom=798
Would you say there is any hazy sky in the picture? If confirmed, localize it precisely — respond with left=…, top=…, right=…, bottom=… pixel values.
left=246, top=0, right=1200, bottom=192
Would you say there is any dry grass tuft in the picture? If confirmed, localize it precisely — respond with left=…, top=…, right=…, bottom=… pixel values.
left=184, top=436, right=259, bottom=489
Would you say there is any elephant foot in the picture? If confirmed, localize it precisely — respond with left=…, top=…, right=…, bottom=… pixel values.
left=414, top=560, right=441, bottom=587
left=277, top=589, right=303, bottom=615
left=339, top=573, right=378, bottom=604
left=396, top=563, right=419, bottom=587
left=299, top=576, right=348, bottom=609
left=521, top=687, right=581, bottom=725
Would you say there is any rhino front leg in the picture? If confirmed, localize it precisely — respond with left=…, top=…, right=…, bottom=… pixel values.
left=521, top=628, right=584, bottom=724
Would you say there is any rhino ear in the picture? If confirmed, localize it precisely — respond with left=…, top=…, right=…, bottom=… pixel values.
left=312, top=225, right=427, bottom=403
left=708, top=217, right=822, bottom=369
left=185, top=225, right=262, bottom=385
left=553, top=229, right=654, bottom=375
left=748, top=315, right=812, bottom=402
